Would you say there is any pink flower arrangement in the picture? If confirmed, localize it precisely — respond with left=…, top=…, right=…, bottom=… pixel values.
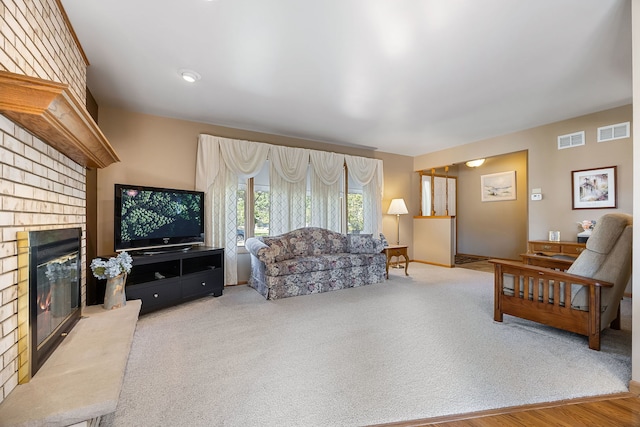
left=579, top=220, right=596, bottom=231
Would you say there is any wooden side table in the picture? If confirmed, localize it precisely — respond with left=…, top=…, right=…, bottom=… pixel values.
left=527, top=240, right=586, bottom=259
left=382, top=245, right=409, bottom=279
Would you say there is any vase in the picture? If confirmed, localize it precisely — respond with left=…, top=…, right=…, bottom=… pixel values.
left=104, top=273, right=127, bottom=310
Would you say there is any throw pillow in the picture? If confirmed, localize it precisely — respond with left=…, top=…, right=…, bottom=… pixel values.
left=348, top=234, right=375, bottom=254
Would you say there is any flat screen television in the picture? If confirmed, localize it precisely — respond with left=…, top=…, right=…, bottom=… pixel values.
left=114, top=184, right=205, bottom=252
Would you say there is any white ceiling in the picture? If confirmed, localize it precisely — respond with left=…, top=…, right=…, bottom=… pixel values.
left=60, top=0, right=632, bottom=157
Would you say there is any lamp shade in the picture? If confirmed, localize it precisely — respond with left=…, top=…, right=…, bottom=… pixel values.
left=387, top=198, right=408, bottom=215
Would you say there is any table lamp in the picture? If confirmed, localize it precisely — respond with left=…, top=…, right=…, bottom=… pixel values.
left=387, top=198, right=408, bottom=245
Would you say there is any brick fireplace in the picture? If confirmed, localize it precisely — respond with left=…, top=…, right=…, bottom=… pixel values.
left=0, top=114, right=89, bottom=399
left=0, top=0, right=119, bottom=404
left=17, top=228, right=82, bottom=383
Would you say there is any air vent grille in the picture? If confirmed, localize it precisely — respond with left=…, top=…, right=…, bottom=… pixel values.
left=557, top=131, right=585, bottom=150
left=598, top=122, right=630, bottom=142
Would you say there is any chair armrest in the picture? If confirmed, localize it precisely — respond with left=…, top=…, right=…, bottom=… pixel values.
left=489, top=259, right=613, bottom=288
left=519, top=253, right=575, bottom=271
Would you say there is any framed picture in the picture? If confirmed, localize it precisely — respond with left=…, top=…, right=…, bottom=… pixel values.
left=481, top=171, right=516, bottom=202
left=572, top=166, right=617, bottom=209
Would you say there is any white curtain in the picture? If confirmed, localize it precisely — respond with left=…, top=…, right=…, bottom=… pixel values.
left=345, top=155, right=384, bottom=235
left=309, top=151, right=344, bottom=232
left=195, top=135, right=269, bottom=285
left=269, top=145, right=310, bottom=235
left=196, top=134, right=385, bottom=284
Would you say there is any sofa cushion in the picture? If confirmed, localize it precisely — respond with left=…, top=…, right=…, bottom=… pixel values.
left=264, top=253, right=386, bottom=277
left=348, top=234, right=373, bottom=253
left=286, top=227, right=348, bottom=256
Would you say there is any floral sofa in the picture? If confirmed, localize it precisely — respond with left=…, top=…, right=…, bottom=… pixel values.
left=245, top=227, right=387, bottom=300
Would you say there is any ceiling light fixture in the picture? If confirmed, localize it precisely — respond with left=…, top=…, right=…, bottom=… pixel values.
left=465, top=158, right=485, bottom=168
left=179, top=69, right=201, bottom=83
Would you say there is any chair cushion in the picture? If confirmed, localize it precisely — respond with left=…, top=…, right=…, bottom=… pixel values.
left=586, top=213, right=632, bottom=254
left=570, top=225, right=632, bottom=311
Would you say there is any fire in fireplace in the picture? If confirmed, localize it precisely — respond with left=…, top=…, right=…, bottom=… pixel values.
left=17, top=228, right=82, bottom=382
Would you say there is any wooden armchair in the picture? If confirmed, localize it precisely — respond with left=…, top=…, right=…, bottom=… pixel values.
left=490, top=213, right=632, bottom=350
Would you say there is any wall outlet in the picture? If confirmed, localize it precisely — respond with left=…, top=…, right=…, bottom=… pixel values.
left=531, top=193, right=542, bottom=201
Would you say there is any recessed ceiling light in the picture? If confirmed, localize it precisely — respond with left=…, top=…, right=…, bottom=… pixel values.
left=179, top=69, right=201, bottom=83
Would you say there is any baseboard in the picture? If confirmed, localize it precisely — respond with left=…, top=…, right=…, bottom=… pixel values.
left=371, top=392, right=635, bottom=426
left=629, top=380, right=640, bottom=395
left=226, top=281, right=247, bottom=286
left=455, top=252, right=486, bottom=258
left=412, top=260, right=454, bottom=268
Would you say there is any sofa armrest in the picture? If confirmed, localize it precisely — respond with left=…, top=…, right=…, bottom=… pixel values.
left=373, top=238, right=387, bottom=254
left=245, top=237, right=268, bottom=257
left=245, top=237, right=291, bottom=264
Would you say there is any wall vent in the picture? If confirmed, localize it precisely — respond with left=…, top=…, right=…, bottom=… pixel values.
left=597, top=122, right=630, bottom=142
left=557, top=131, right=585, bottom=150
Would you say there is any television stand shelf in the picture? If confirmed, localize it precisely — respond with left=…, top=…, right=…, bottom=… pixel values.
left=123, top=246, right=224, bottom=314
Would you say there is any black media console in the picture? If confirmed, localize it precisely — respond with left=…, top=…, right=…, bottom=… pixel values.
left=123, top=246, right=224, bottom=314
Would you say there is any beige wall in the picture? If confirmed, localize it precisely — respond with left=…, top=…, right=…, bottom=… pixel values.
left=96, top=107, right=415, bottom=260
left=456, top=150, right=528, bottom=259
left=96, top=105, right=631, bottom=273
left=415, top=105, right=633, bottom=254
left=377, top=152, right=414, bottom=252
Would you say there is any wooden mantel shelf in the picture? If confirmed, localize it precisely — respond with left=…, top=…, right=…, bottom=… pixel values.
left=0, top=71, right=119, bottom=169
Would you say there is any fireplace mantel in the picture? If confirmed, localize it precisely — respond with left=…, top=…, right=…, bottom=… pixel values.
left=0, top=71, right=119, bottom=169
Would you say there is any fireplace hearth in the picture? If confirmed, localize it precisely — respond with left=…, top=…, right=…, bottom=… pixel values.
left=17, top=228, right=82, bottom=382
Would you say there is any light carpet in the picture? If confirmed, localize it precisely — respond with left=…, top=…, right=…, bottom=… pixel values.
left=102, top=263, right=631, bottom=427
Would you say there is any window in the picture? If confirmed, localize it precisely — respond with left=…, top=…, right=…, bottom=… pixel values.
left=253, top=162, right=270, bottom=238
left=236, top=162, right=270, bottom=246
left=347, top=174, right=363, bottom=234
left=236, top=181, right=246, bottom=246
left=420, top=170, right=456, bottom=216
left=305, top=169, right=312, bottom=227
left=421, top=175, right=432, bottom=216
left=234, top=155, right=379, bottom=240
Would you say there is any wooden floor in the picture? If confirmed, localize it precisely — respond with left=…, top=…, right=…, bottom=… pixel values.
left=454, top=260, right=494, bottom=273
left=374, top=393, right=640, bottom=426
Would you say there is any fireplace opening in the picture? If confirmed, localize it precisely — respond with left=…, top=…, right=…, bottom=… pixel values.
left=18, top=228, right=82, bottom=382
